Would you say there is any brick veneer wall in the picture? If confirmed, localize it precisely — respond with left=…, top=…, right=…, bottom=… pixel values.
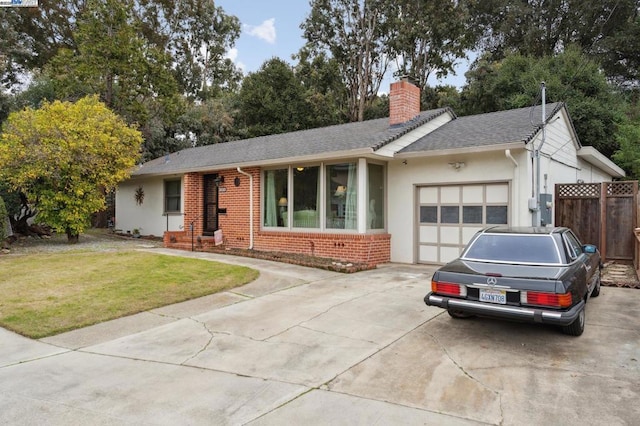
left=183, top=172, right=204, bottom=236
left=167, top=168, right=392, bottom=267
left=255, top=231, right=391, bottom=267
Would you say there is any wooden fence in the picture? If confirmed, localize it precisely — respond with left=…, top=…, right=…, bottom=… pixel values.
left=555, top=181, right=638, bottom=267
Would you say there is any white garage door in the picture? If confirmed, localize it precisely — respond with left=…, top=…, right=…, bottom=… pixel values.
left=417, top=182, right=510, bottom=264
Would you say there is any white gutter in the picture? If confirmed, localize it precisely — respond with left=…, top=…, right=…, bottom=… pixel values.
left=236, top=167, right=254, bottom=249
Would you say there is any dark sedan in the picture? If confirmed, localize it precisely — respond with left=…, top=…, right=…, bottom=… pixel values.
left=424, top=226, right=601, bottom=336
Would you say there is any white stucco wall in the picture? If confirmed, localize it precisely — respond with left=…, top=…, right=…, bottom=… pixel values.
left=115, top=176, right=184, bottom=237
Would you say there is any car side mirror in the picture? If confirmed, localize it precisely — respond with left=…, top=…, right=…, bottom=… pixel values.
left=583, top=244, right=597, bottom=254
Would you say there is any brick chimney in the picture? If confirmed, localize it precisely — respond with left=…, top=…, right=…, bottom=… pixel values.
left=389, top=78, right=420, bottom=126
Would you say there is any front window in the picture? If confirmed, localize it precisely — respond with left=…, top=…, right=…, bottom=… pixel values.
left=293, top=166, right=319, bottom=228
left=263, top=160, right=385, bottom=232
left=263, top=169, right=288, bottom=227
left=326, top=162, right=357, bottom=230
left=164, top=179, right=181, bottom=213
left=368, top=163, right=384, bottom=229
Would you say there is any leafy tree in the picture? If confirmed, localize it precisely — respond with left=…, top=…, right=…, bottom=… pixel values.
left=422, top=85, right=462, bottom=111
left=469, top=0, right=633, bottom=57
left=172, top=95, right=241, bottom=147
left=598, top=13, right=640, bottom=87
left=294, top=48, right=349, bottom=127
left=238, top=58, right=310, bottom=138
left=168, top=0, right=242, bottom=100
left=44, top=0, right=183, bottom=160
left=613, top=121, right=640, bottom=179
left=302, top=0, right=393, bottom=122
left=386, top=0, right=475, bottom=91
left=0, top=195, right=8, bottom=244
left=468, top=0, right=640, bottom=87
left=0, top=8, right=27, bottom=89
left=460, top=48, right=627, bottom=158
left=0, top=96, right=142, bottom=242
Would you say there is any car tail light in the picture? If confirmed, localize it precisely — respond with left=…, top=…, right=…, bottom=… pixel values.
left=522, top=291, right=572, bottom=308
left=431, top=281, right=467, bottom=297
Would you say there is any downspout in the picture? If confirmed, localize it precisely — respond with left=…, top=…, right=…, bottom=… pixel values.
left=505, top=149, right=519, bottom=226
left=236, top=167, right=254, bottom=249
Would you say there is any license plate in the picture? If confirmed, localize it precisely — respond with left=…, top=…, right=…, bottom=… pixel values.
left=479, top=288, right=507, bottom=304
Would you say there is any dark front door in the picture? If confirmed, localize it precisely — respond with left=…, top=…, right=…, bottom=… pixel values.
left=203, top=174, right=219, bottom=236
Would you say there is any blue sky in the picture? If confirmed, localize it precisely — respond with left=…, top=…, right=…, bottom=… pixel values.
left=216, top=1, right=469, bottom=90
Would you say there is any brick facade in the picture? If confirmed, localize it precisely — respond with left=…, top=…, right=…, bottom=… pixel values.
left=165, top=168, right=392, bottom=267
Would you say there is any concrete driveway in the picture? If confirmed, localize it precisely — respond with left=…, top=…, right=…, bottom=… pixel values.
left=1, top=248, right=639, bottom=425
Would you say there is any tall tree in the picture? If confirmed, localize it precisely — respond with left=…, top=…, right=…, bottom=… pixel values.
left=302, top=0, right=393, bottom=122
left=0, top=96, right=143, bottom=242
left=0, top=1, right=83, bottom=83
left=597, top=12, right=640, bottom=87
left=44, top=0, right=182, bottom=160
left=386, top=0, right=475, bottom=92
left=238, top=58, right=309, bottom=138
left=460, top=48, right=627, bottom=158
left=168, top=0, right=242, bottom=100
left=294, top=47, right=349, bottom=127
left=468, top=0, right=639, bottom=69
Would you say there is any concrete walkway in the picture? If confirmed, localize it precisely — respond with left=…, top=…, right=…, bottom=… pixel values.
left=1, top=248, right=639, bottom=425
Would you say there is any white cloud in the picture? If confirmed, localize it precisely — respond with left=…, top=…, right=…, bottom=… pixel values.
left=225, top=47, right=238, bottom=63
left=224, top=48, right=245, bottom=72
left=245, top=18, right=276, bottom=44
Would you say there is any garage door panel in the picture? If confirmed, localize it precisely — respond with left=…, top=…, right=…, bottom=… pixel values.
left=419, top=226, right=438, bottom=243
left=462, top=226, right=483, bottom=242
left=486, top=184, right=509, bottom=203
left=440, top=246, right=462, bottom=263
left=440, top=186, right=460, bottom=203
left=462, top=185, right=484, bottom=203
left=419, top=187, right=438, bottom=203
left=440, top=227, right=460, bottom=245
left=419, top=245, right=438, bottom=263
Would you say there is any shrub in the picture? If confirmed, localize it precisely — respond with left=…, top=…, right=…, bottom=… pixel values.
left=0, top=196, right=8, bottom=243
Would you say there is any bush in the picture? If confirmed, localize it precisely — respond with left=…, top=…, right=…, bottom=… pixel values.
left=0, top=196, right=8, bottom=243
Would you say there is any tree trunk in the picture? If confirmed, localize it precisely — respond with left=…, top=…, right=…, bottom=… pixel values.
left=66, top=228, right=79, bottom=244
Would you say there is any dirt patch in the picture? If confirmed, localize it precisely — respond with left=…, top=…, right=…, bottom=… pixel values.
left=201, top=246, right=374, bottom=273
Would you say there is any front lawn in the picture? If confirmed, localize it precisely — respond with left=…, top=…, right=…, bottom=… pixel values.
left=0, top=250, right=258, bottom=338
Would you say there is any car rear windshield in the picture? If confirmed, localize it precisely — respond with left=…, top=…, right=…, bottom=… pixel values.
left=462, top=234, right=561, bottom=264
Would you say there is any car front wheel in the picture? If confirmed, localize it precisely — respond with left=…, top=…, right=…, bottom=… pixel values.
left=561, top=307, right=585, bottom=336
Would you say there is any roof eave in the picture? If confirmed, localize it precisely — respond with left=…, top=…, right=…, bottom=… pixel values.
left=577, top=146, right=625, bottom=178
left=130, top=147, right=375, bottom=178
left=394, top=141, right=525, bottom=158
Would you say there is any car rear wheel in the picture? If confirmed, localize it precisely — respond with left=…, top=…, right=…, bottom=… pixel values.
left=561, top=307, right=585, bottom=336
left=447, top=309, right=474, bottom=319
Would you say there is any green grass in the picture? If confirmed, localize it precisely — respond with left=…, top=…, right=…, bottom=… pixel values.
left=0, top=251, right=258, bottom=338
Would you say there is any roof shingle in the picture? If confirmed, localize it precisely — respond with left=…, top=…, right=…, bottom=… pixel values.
left=399, top=103, right=563, bottom=153
left=133, top=109, right=450, bottom=176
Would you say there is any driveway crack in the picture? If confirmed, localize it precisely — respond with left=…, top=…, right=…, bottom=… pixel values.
left=426, top=331, right=504, bottom=424
left=181, top=317, right=218, bottom=364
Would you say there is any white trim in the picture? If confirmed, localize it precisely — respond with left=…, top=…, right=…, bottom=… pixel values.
left=395, top=142, right=524, bottom=158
